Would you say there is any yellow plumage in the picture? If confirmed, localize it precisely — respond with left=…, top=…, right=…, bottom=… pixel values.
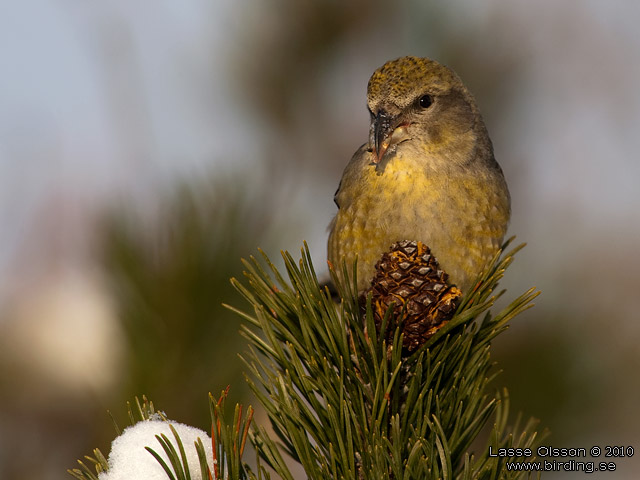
left=328, top=57, right=510, bottom=293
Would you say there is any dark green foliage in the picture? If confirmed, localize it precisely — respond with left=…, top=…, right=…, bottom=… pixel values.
left=101, top=177, right=273, bottom=424
left=229, top=240, right=544, bottom=479
left=208, top=388, right=255, bottom=480
left=70, top=239, right=544, bottom=480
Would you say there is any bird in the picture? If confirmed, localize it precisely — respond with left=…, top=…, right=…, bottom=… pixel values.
left=328, top=56, right=510, bottom=294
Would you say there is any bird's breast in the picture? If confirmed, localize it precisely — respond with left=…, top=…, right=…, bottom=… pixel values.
left=328, top=147, right=509, bottom=292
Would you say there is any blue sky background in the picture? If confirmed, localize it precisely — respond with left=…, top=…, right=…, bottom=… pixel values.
left=1, top=1, right=639, bottom=478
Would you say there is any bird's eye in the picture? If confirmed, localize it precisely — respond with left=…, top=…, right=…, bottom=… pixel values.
left=419, top=94, right=433, bottom=108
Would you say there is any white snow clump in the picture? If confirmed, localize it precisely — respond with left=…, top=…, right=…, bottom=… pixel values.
left=98, top=418, right=213, bottom=480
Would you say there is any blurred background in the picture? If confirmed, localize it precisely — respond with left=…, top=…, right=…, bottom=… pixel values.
left=0, top=0, right=639, bottom=478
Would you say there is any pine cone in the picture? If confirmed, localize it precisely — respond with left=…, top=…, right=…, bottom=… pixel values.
left=365, top=240, right=462, bottom=352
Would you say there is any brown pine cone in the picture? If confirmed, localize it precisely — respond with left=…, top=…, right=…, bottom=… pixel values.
left=366, top=240, right=462, bottom=352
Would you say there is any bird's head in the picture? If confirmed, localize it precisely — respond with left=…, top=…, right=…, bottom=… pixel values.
left=366, top=56, right=485, bottom=166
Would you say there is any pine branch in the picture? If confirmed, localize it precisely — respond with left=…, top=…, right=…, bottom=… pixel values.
left=229, top=240, right=545, bottom=479
left=208, top=388, right=256, bottom=480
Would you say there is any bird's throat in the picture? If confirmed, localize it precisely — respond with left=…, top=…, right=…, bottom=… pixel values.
left=373, top=125, right=412, bottom=172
